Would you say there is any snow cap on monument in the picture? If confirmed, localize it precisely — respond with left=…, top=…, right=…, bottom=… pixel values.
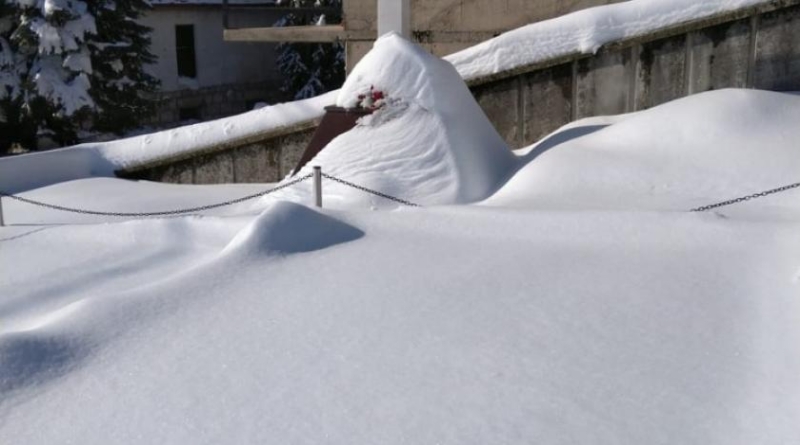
left=323, top=33, right=516, bottom=204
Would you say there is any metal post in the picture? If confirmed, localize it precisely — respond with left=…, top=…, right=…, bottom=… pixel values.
left=0, top=195, right=4, bottom=227
left=313, top=166, right=322, bottom=208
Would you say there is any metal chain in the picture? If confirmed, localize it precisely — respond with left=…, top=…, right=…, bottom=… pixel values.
left=321, top=173, right=421, bottom=207
left=4, top=170, right=793, bottom=216
left=691, top=182, right=800, bottom=212
left=0, top=173, right=313, bottom=218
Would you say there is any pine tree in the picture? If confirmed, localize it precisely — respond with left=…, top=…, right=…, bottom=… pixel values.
left=0, top=0, right=158, bottom=154
left=0, top=0, right=96, bottom=151
left=275, top=0, right=344, bottom=100
left=86, top=0, right=158, bottom=135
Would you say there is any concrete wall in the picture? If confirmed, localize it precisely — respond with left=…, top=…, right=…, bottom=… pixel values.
left=344, top=0, right=625, bottom=70
left=120, top=1, right=800, bottom=184
left=141, top=6, right=285, bottom=126
left=147, top=81, right=285, bottom=126
left=119, top=126, right=315, bottom=184
left=474, top=2, right=800, bottom=148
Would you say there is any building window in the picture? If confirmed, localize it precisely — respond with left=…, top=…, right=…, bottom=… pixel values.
left=175, top=24, right=197, bottom=78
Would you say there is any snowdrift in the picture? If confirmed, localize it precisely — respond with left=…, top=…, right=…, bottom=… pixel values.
left=277, top=33, right=516, bottom=207
left=221, top=201, right=363, bottom=258
left=489, top=89, right=800, bottom=212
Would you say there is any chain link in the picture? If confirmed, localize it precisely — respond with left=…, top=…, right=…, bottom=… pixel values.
left=321, top=173, right=421, bottom=207
left=691, top=182, right=800, bottom=212
left=0, top=174, right=313, bottom=218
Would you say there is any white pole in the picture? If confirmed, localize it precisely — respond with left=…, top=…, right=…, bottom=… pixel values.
left=378, top=0, right=410, bottom=39
left=313, top=166, right=322, bottom=208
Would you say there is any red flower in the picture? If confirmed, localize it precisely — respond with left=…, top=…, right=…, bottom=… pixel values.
left=373, top=91, right=384, bottom=100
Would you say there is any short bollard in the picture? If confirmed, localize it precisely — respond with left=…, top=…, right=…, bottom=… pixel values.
left=313, top=166, right=322, bottom=208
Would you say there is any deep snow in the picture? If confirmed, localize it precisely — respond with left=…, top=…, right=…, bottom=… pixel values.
left=1, top=184, right=799, bottom=445
left=1, top=21, right=800, bottom=445
left=1, top=86, right=799, bottom=444
left=487, top=89, right=800, bottom=215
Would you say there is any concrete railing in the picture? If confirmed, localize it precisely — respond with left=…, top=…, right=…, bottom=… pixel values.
left=119, top=0, right=800, bottom=184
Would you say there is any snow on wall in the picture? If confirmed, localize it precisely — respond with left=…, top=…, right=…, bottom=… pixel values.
left=0, top=91, right=334, bottom=193
left=445, top=0, right=774, bottom=81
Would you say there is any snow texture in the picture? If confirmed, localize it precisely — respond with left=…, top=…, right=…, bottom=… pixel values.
left=487, top=89, right=800, bottom=215
left=278, top=33, right=515, bottom=206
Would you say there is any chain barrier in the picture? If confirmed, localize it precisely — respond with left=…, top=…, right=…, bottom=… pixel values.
left=2, top=168, right=794, bottom=220
left=691, top=182, right=800, bottom=212
left=321, top=173, right=421, bottom=207
left=0, top=173, right=313, bottom=218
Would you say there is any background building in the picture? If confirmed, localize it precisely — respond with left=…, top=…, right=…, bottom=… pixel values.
left=144, top=1, right=285, bottom=126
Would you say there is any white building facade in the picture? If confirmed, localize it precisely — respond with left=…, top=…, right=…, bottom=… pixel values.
left=143, top=1, right=285, bottom=125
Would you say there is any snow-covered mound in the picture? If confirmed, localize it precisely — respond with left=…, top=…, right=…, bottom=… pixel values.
left=280, top=33, right=516, bottom=207
left=488, top=89, right=800, bottom=213
left=221, top=201, right=363, bottom=258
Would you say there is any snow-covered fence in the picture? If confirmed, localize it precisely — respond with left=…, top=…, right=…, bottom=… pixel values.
left=0, top=167, right=419, bottom=224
